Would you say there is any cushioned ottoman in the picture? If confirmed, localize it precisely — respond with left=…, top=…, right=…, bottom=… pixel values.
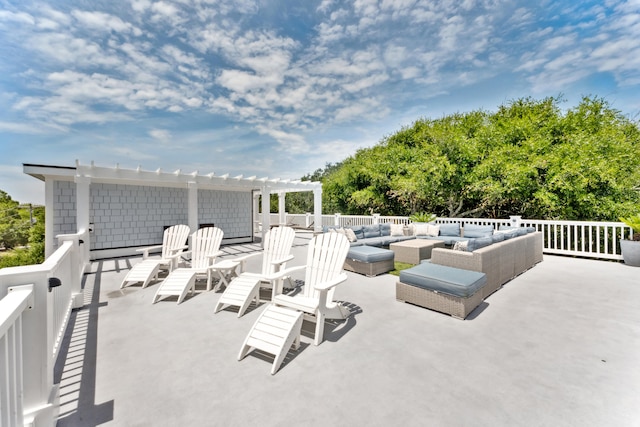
left=396, top=262, right=487, bottom=319
left=344, top=246, right=395, bottom=277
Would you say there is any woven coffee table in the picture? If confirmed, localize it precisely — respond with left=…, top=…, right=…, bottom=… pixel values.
left=390, top=239, right=445, bottom=264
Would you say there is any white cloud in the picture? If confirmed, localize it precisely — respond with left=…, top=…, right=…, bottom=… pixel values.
left=71, top=10, right=141, bottom=35
left=149, top=129, right=172, bottom=141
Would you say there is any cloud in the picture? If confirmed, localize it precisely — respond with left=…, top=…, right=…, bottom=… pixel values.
left=149, top=129, right=172, bottom=141
left=71, top=10, right=142, bottom=35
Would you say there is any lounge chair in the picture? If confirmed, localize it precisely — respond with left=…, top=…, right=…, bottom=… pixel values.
left=214, top=226, right=296, bottom=317
left=120, top=224, right=190, bottom=289
left=152, top=227, right=224, bottom=304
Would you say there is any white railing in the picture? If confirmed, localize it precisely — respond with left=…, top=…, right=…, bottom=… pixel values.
left=0, top=229, right=87, bottom=427
left=269, top=213, right=631, bottom=261
left=0, top=285, right=34, bottom=427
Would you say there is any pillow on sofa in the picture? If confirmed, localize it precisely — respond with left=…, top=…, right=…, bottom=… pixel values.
left=492, top=232, right=505, bottom=244
left=466, top=236, right=494, bottom=251
left=379, top=223, right=391, bottom=237
left=363, top=224, right=381, bottom=238
left=453, top=240, right=468, bottom=251
left=463, top=224, right=494, bottom=238
left=344, top=228, right=358, bottom=242
left=499, top=226, right=527, bottom=236
left=439, top=223, right=460, bottom=237
left=494, top=228, right=519, bottom=240
left=351, top=225, right=365, bottom=240
left=413, top=223, right=429, bottom=236
left=390, top=223, right=404, bottom=237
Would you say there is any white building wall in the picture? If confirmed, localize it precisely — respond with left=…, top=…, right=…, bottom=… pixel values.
left=198, top=189, right=252, bottom=238
left=90, top=184, right=188, bottom=250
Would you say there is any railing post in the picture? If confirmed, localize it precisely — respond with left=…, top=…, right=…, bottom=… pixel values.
left=305, top=213, right=311, bottom=228
left=334, top=213, right=341, bottom=227
left=372, top=214, right=380, bottom=225
left=0, top=268, right=58, bottom=427
left=510, top=215, right=522, bottom=227
left=57, top=234, right=85, bottom=309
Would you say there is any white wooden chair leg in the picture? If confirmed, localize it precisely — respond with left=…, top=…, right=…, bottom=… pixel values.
left=314, top=311, right=326, bottom=346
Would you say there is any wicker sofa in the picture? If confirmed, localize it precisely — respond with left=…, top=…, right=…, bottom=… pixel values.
left=429, top=229, right=543, bottom=298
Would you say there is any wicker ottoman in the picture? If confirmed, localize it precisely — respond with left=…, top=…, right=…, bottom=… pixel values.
left=396, top=263, right=487, bottom=319
left=343, top=246, right=395, bottom=277
left=390, top=239, right=445, bottom=264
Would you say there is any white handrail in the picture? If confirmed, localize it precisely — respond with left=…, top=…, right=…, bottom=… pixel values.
left=0, top=285, right=34, bottom=427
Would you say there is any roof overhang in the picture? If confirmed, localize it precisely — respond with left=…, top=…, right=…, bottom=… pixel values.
left=23, top=161, right=321, bottom=194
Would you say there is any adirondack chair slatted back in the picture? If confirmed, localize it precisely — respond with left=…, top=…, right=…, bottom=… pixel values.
left=161, top=224, right=191, bottom=259
left=191, top=227, right=224, bottom=269
left=261, top=227, right=296, bottom=275
left=303, top=232, right=350, bottom=301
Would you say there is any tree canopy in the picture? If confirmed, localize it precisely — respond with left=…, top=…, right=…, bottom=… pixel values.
left=0, top=190, right=45, bottom=268
left=318, top=96, right=640, bottom=220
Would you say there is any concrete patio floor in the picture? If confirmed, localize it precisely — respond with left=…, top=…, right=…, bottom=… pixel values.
left=55, top=232, right=640, bottom=426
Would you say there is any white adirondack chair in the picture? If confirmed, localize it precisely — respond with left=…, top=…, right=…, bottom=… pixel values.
left=238, top=233, right=351, bottom=374
left=120, top=224, right=191, bottom=289
left=214, top=226, right=296, bottom=317
left=272, top=232, right=352, bottom=345
left=152, top=227, right=224, bottom=304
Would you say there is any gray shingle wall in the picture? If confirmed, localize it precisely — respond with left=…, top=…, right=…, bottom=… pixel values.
left=50, top=180, right=252, bottom=250
left=53, top=181, right=77, bottom=244
left=198, top=189, right=252, bottom=238
left=90, top=184, right=188, bottom=249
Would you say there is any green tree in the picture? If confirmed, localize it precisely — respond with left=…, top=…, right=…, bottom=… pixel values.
left=320, top=96, right=640, bottom=220
left=0, top=190, right=29, bottom=249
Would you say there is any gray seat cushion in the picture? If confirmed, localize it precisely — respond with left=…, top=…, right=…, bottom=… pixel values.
left=347, top=246, right=394, bottom=263
left=399, top=262, right=487, bottom=298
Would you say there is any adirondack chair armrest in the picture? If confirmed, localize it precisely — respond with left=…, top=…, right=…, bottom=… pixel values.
left=206, top=250, right=225, bottom=260
left=270, top=254, right=294, bottom=269
left=167, top=245, right=188, bottom=256
left=136, top=244, right=163, bottom=259
left=262, top=265, right=306, bottom=282
left=314, top=273, right=348, bottom=291
left=165, top=250, right=186, bottom=260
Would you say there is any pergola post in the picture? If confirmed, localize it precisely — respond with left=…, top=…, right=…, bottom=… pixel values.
left=278, top=192, right=286, bottom=226
left=261, top=186, right=271, bottom=245
left=188, top=181, right=198, bottom=234
left=314, top=187, right=322, bottom=233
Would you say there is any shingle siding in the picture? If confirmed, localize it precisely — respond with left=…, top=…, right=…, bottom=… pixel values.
left=53, top=181, right=77, bottom=241
left=198, top=189, right=252, bottom=238
left=90, top=184, right=188, bottom=250
left=50, top=180, right=253, bottom=251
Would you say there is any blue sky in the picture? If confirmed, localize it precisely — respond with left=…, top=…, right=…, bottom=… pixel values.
left=1, top=0, right=639, bottom=205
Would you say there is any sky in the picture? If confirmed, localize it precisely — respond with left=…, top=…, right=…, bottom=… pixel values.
left=1, top=0, right=639, bottom=205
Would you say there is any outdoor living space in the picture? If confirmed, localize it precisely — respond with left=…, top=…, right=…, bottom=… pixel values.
left=54, top=231, right=640, bottom=426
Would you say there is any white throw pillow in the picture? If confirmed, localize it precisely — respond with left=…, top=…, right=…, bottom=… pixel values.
left=344, top=228, right=358, bottom=242
left=453, top=241, right=468, bottom=251
left=413, top=223, right=430, bottom=236
left=426, top=224, right=440, bottom=237
left=390, top=224, right=404, bottom=237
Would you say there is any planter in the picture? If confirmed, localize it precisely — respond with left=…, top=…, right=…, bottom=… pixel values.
left=620, top=239, right=640, bottom=267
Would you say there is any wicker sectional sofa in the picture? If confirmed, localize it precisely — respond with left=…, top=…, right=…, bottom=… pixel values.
left=429, top=229, right=543, bottom=298
left=396, top=228, right=543, bottom=318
